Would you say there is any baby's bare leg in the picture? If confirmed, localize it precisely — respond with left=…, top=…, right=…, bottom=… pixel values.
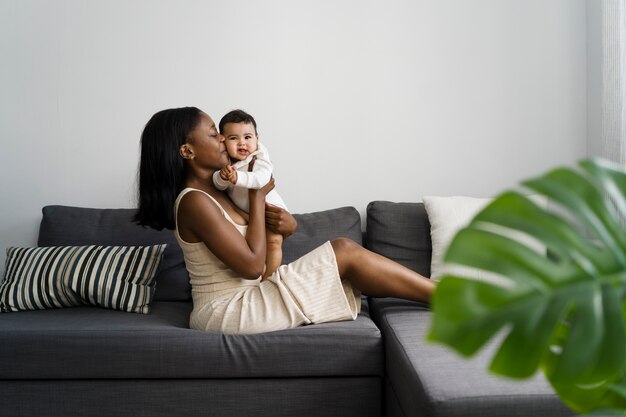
left=262, top=230, right=284, bottom=281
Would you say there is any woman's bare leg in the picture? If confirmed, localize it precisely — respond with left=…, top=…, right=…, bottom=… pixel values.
left=331, top=238, right=435, bottom=302
left=262, top=230, right=283, bottom=281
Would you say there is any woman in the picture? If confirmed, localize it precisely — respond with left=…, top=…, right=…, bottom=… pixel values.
left=136, top=107, right=435, bottom=334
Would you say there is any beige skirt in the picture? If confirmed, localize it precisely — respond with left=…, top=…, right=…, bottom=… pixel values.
left=190, top=241, right=362, bottom=334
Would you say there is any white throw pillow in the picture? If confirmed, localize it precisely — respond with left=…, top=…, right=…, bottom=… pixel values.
left=423, top=195, right=547, bottom=283
left=423, top=196, right=492, bottom=281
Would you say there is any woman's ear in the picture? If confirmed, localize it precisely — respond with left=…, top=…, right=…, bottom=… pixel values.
left=179, top=144, right=195, bottom=160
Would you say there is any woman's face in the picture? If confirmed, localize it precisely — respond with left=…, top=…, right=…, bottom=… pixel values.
left=186, top=113, right=228, bottom=169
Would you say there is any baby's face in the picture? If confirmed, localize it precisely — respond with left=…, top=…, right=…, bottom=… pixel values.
left=221, top=122, right=259, bottom=161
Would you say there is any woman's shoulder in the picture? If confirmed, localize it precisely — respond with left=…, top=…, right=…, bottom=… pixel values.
left=176, top=188, right=227, bottom=241
left=177, top=188, right=223, bottom=215
left=177, top=187, right=247, bottom=231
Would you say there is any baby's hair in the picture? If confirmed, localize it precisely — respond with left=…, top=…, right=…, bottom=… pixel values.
left=219, top=109, right=258, bottom=134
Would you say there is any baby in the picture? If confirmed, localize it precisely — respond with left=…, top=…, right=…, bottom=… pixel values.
left=213, top=109, right=289, bottom=281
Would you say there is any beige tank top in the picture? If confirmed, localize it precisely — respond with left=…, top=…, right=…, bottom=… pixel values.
left=174, top=188, right=260, bottom=299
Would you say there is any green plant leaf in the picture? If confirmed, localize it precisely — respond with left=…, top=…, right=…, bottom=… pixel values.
left=523, top=167, right=626, bottom=265
left=471, top=191, right=616, bottom=276
left=551, top=370, right=626, bottom=413
left=428, top=159, right=626, bottom=412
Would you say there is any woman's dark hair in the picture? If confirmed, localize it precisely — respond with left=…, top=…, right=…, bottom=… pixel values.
left=134, top=107, right=203, bottom=230
left=219, top=109, right=258, bottom=134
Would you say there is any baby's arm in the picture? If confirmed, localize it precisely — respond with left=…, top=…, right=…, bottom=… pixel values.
left=212, top=169, right=232, bottom=190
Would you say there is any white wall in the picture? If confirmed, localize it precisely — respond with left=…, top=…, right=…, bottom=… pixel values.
left=586, top=0, right=602, bottom=158
left=0, top=0, right=587, bottom=275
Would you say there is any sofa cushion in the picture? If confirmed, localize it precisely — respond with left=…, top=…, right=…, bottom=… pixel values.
left=0, top=300, right=383, bottom=379
left=370, top=298, right=571, bottom=417
left=366, top=201, right=431, bottom=276
left=284, top=206, right=362, bottom=264
left=38, top=206, right=188, bottom=302
left=422, top=196, right=491, bottom=280
left=0, top=244, right=165, bottom=313
left=422, top=195, right=548, bottom=283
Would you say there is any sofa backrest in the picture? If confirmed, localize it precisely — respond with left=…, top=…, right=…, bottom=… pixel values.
left=283, top=206, right=362, bottom=264
left=365, top=201, right=432, bottom=277
left=38, top=206, right=189, bottom=301
left=38, top=205, right=363, bottom=302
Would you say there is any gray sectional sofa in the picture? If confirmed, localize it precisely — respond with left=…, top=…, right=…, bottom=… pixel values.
left=0, top=202, right=572, bottom=417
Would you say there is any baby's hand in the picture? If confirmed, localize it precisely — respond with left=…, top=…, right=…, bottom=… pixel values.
left=219, top=166, right=230, bottom=181
left=227, top=168, right=238, bottom=184
left=220, top=166, right=238, bottom=184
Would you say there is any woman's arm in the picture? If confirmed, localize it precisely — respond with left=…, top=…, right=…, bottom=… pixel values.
left=177, top=180, right=275, bottom=279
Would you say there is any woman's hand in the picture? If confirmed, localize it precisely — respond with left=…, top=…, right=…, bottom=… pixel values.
left=248, top=156, right=275, bottom=203
left=249, top=176, right=275, bottom=203
left=265, top=203, right=297, bottom=238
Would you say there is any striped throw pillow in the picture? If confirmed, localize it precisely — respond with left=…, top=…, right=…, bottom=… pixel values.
left=0, top=245, right=167, bottom=314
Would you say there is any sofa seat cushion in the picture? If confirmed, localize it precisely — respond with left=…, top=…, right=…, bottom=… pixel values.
left=370, top=298, right=571, bottom=417
left=0, top=300, right=383, bottom=380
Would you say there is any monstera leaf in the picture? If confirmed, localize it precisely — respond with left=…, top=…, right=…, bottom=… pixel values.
left=428, top=159, right=626, bottom=415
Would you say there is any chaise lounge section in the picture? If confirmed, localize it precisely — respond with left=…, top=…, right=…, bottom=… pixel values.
left=365, top=201, right=571, bottom=417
